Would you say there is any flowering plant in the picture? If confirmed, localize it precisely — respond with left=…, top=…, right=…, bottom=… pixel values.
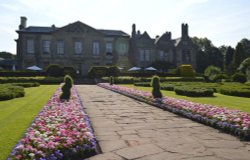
left=9, top=86, right=97, bottom=160
left=98, top=83, right=250, bottom=140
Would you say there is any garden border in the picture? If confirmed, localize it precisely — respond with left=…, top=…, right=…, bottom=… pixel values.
left=98, top=83, right=250, bottom=141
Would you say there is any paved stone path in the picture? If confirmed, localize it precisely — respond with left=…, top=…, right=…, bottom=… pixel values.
left=76, top=85, right=250, bottom=160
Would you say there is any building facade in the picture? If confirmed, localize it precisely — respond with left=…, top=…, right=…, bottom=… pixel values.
left=16, top=17, right=196, bottom=76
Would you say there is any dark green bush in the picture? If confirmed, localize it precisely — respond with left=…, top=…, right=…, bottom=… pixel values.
left=134, top=82, right=151, bottom=87
left=232, top=72, right=247, bottom=83
left=174, top=86, right=214, bottom=97
left=151, top=76, right=162, bottom=98
left=60, top=75, right=73, bottom=101
left=46, top=64, right=64, bottom=77
left=0, top=84, right=25, bottom=100
left=107, top=66, right=120, bottom=77
left=88, top=66, right=108, bottom=78
left=0, top=77, right=63, bottom=84
left=219, top=86, right=250, bottom=98
left=102, top=76, right=134, bottom=84
left=161, top=84, right=175, bottom=91
left=213, top=74, right=229, bottom=82
left=9, top=82, right=40, bottom=88
left=0, top=71, right=46, bottom=77
left=204, top=65, right=222, bottom=82
left=63, top=67, right=76, bottom=77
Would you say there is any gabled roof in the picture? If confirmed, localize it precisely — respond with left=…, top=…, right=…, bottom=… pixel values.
left=139, top=31, right=152, bottom=40
left=98, top=29, right=129, bottom=37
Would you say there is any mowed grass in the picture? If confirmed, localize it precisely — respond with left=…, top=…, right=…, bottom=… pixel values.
left=0, top=85, right=58, bottom=160
left=121, top=84, right=250, bottom=113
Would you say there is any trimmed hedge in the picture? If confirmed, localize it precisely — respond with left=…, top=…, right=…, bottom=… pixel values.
left=177, top=64, right=195, bottom=77
left=0, top=71, right=46, bottom=77
left=174, top=86, right=214, bottom=97
left=219, top=86, right=250, bottom=98
left=8, top=82, right=40, bottom=88
left=0, top=77, right=63, bottom=84
left=0, top=84, right=25, bottom=101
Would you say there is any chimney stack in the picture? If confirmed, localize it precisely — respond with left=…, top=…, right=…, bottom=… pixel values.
left=19, top=16, right=27, bottom=30
left=181, top=23, right=188, bottom=38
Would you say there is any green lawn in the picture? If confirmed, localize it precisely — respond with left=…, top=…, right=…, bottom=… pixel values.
left=121, top=84, right=250, bottom=113
left=0, top=85, right=58, bottom=160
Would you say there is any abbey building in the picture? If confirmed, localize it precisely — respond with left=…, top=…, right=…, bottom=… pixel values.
left=16, top=17, right=196, bottom=75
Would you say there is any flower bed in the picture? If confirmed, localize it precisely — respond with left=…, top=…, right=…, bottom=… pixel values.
left=98, top=83, right=250, bottom=140
left=9, top=86, right=97, bottom=160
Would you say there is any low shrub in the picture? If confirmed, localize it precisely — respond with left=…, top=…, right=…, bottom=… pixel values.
left=174, top=86, right=214, bottom=97
left=134, top=82, right=151, bottom=87
left=0, top=77, right=63, bottom=84
left=232, top=72, right=247, bottom=83
left=9, top=82, right=40, bottom=88
left=46, top=64, right=64, bottom=77
left=161, top=84, right=175, bottom=91
left=63, top=67, right=76, bottom=77
left=177, top=64, right=195, bottom=77
left=0, top=71, right=46, bottom=77
left=204, top=65, right=222, bottom=82
left=0, top=84, right=25, bottom=100
left=219, top=85, right=250, bottom=98
left=102, top=76, right=134, bottom=84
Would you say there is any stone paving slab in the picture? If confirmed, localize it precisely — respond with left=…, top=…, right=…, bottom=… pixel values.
left=77, top=85, right=250, bottom=160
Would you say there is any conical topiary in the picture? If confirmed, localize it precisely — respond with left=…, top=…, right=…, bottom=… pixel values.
left=60, top=75, right=73, bottom=101
left=151, top=75, right=162, bottom=99
left=109, top=76, right=114, bottom=85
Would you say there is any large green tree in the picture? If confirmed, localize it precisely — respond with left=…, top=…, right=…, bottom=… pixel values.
left=232, top=42, right=246, bottom=70
left=240, top=38, right=250, bottom=57
left=0, top=51, right=15, bottom=59
left=192, top=37, right=223, bottom=73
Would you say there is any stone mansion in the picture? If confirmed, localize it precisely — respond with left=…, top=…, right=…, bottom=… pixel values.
left=16, top=17, right=196, bottom=76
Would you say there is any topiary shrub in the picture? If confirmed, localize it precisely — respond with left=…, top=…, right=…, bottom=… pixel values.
left=151, top=75, right=162, bottom=99
left=60, top=75, right=73, bottom=101
left=232, top=72, right=247, bottom=83
left=177, top=65, right=195, bottom=77
left=109, top=76, right=114, bottom=85
left=46, top=64, right=64, bottom=77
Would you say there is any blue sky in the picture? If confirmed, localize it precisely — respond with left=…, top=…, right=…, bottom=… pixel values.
left=0, top=0, right=250, bottom=54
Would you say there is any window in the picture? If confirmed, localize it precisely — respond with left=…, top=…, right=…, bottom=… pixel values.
left=57, top=40, right=64, bottom=54
left=164, top=52, right=168, bottom=61
left=145, top=50, right=150, bottom=61
left=93, top=42, right=100, bottom=55
left=182, top=50, right=191, bottom=63
left=139, top=49, right=144, bottom=61
left=42, top=40, right=50, bottom=54
left=27, top=39, right=34, bottom=54
left=159, top=51, right=164, bottom=59
left=119, top=43, right=127, bottom=55
left=106, top=42, right=113, bottom=56
left=74, top=41, right=82, bottom=54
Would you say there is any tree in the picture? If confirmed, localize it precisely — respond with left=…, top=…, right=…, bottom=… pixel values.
left=192, top=37, right=223, bottom=73
left=232, top=43, right=245, bottom=71
left=0, top=51, right=15, bottom=59
left=240, top=38, right=250, bottom=57
left=237, top=57, right=250, bottom=73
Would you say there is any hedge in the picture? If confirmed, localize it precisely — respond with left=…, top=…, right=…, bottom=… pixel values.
left=174, top=86, right=214, bottom=97
left=219, top=86, right=250, bottom=98
left=0, top=84, right=25, bottom=101
left=102, top=77, right=134, bottom=84
left=177, top=64, right=195, bottom=77
left=0, top=77, right=64, bottom=84
left=0, top=71, right=46, bottom=77
left=8, top=82, right=40, bottom=88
